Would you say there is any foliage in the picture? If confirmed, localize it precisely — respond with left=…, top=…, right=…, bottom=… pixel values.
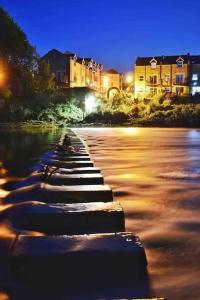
left=83, top=93, right=200, bottom=127
left=34, top=59, right=55, bottom=92
left=0, top=6, right=55, bottom=102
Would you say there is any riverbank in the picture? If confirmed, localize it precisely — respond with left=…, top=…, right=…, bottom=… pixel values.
left=0, top=120, right=200, bottom=129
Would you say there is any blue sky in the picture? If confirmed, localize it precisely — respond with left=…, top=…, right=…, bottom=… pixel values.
left=1, top=0, right=200, bottom=72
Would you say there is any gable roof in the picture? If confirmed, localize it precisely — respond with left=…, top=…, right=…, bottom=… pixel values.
left=135, top=53, right=200, bottom=66
left=43, top=49, right=102, bottom=66
left=106, top=68, right=121, bottom=74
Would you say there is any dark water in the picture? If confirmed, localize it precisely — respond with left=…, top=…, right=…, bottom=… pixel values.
left=0, top=128, right=61, bottom=178
left=74, top=127, right=200, bottom=300
left=0, top=127, right=200, bottom=300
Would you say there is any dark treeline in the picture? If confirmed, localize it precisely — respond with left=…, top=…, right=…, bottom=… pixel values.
left=0, top=6, right=84, bottom=124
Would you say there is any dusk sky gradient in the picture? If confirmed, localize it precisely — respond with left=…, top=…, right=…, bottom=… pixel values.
left=1, top=0, right=200, bottom=72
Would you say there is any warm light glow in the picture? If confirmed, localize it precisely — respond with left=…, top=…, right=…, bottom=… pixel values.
left=0, top=291, right=10, bottom=300
left=0, top=224, right=16, bottom=238
left=85, top=95, right=97, bottom=114
left=119, top=128, right=139, bottom=135
left=0, top=71, right=4, bottom=85
left=103, top=76, right=109, bottom=88
left=126, top=75, right=133, bottom=83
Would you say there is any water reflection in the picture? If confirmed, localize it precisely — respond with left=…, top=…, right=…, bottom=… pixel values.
left=75, top=127, right=200, bottom=300
left=0, top=127, right=62, bottom=238
left=0, top=128, right=59, bottom=177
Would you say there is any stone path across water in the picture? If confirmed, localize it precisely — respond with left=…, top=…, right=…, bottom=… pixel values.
left=0, top=129, right=164, bottom=300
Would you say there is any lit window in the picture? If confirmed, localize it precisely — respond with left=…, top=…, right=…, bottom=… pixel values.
left=192, top=74, right=198, bottom=81
left=139, top=76, right=144, bottom=81
left=165, top=75, right=170, bottom=82
left=151, top=62, right=157, bottom=69
left=164, top=87, right=171, bottom=92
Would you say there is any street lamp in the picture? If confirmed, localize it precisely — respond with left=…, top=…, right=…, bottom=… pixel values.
left=126, top=75, right=133, bottom=84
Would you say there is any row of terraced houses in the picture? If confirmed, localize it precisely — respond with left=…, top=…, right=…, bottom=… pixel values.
left=134, top=54, right=200, bottom=98
left=43, top=50, right=200, bottom=100
left=43, top=49, right=122, bottom=99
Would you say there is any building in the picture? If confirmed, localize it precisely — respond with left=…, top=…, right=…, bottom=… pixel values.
left=43, top=49, right=103, bottom=91
left=134, top=54, right=200, bottom=99
left=102, top=68, right=122, bottom=99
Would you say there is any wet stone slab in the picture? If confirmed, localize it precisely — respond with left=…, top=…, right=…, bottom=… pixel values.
left=2, top=201, right=125, bottom=234
left=57, top=167, right=101, bottom=174
left=48, top=155, right=91, bottom=161
left=5, top=183, right=113, bottom=204
left=11, top=233, right=147, bottom=285
left=46, top=173, right=104, bottom=185
left=41, top=160, right=94, bottom=168
left=53, top=150, right=89, bottom=157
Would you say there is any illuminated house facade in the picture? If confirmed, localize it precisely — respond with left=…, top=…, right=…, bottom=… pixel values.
left=43, top=49, right=103, bottom=91
left=134, top=54, right=200, bottom=98
left=101, top=69, right=122, bottom=99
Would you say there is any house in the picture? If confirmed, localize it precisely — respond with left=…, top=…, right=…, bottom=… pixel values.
left=134, top=54, right=200, bottom=98
left=102, top=68, right=122, bottom=99
left=42, top=49, right=103, bottom=91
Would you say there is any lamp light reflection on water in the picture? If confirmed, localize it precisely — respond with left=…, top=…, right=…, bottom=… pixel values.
left=118, top=128, right=139, bottom=135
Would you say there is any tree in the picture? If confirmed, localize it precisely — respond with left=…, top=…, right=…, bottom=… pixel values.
left=34, top=59, right=55, bottom=93
left=0, top=6, right=36, bottom=100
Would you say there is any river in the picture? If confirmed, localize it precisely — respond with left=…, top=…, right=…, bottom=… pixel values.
left=0, top=127, right=200, bottom=300
left=74, top=127, right=200, bottom=300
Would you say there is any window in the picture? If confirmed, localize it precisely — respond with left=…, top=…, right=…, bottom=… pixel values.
left=149, top=75, right=157, bottom=84
left=177, top=60, right=183, bottom=68
left=164, top=87, right=171, bottom=92
left=150, top=87, right=157, bottom=95
left=139, top=75, right=144, bottom=81
left=150, top=59, right=157, bottom=69
left=192, top=74, right=198, bottom=81
left=151, top=62, right=157, bottom=69
left=165, top=75, right=170, bottom=82
left=176, top=87, right=184, bottom=95
left=192, top=86, right=200, bottom=95
left=175, top=74, right=184, bottom=84
left=56, top=71, right=66, bottom=83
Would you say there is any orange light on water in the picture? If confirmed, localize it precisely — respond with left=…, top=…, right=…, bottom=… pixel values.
left=0, top=204, right=13, bottom=212
left=119, top=128, right=139, bottom=135
left=0, top=291, right=10, bottom=300
left=0, top=70, right=4, bottom=86
left=0, top=224, right=16, bottom=238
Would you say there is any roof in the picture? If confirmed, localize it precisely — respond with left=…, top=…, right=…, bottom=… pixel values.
left=43, top=49, right=102, bottom=66
left=106, top=68, right=121, bottom=74
left=135, top=54, right=200, bottom=66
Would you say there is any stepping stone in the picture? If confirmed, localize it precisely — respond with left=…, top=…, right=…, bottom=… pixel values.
left=53, top=151, right=89, bottom=157
left=6, top=171, right=103, bottom=189
left=41, top=159, right=94, bottom=168
left=57, top=167, right=101, bottom=174
left=3, top=201, right=125, bottom=235
left=5, top=183, right=113, bottom=204
left=11, top=233, right=147, bottom=284
left=46, top=173, right=104, bottom=185
left=48, top=155, right=91, bottom=161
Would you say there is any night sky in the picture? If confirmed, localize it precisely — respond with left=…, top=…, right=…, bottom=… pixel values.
left=1, top=0, right=200, bottom=73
